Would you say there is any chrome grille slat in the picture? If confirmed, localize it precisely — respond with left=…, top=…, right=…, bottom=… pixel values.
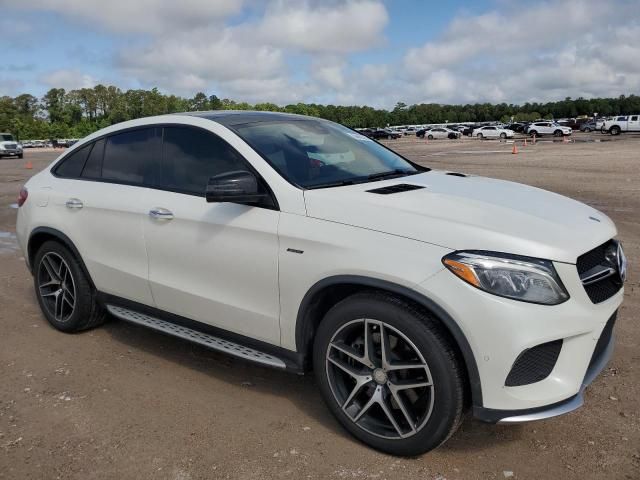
left=106, top=305, right=286, bottom=369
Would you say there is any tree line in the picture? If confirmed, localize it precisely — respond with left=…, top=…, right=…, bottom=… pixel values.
left=1, top=85, right=639, bottom=140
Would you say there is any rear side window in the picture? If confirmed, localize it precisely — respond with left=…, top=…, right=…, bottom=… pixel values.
left=160, top=127, right=246, bottom=195
left=55, top=143, right=91, bottom=178
left=102, top=128, right=159, bottom=184
left=81, top=138, right=105, bottom=179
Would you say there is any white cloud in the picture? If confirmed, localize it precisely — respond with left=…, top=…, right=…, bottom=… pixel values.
left=4, top=0, right=640, bottom=107
left=4, top=0, right=242, bottom=34
left=250, top=0, right=388, bottom=54
left=39, top=69, right=100, bottom=91
left=401, top=0, right=640, bottom=104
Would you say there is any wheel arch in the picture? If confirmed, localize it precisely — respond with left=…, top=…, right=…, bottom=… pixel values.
left=295, top=275, right=483, bottom=407
left=28, top=227, right=95, bottom=289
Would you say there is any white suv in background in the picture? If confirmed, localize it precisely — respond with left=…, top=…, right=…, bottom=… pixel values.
left=16, top=112, right=626, bottom=456
left=0, top=132, right=23, bottom=158
left=527, top=122, right=573, bottom=137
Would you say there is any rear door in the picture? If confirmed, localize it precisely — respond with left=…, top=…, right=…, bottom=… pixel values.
left=628, top=115, right=640, bottom=132
left=142, top=125, right=281, bottom=344
left=49, top=128, right=159, bottom=304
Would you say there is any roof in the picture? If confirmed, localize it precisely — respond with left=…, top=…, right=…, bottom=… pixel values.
left=179, top=110, right=314, bottom=127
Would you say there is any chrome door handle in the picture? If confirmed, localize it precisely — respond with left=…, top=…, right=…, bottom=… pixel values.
left=149, top=208, right=174, bottom=220
left=65, top=198, right=83, bottom=209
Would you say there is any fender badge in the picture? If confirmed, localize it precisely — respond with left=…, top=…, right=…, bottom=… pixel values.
left=588, top=216, right=601, bottom=222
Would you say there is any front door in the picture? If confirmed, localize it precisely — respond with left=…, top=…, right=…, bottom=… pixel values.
left=143, top=126, right=281, bottom=345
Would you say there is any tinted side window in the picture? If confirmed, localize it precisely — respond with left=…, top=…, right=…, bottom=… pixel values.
left=102, top=128, right=159, bottom=185
left=55, top=143, right=92, bottom=178
left=81, top=138, right=105, bottom=179
left=160, top=127, right=246, bottom=195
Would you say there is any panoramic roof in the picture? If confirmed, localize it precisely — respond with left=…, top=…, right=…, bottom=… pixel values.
left=181, top=110, right=313, bottom=126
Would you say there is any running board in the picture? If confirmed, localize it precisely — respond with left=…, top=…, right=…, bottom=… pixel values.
left=106, top=305, right=287, bottom=369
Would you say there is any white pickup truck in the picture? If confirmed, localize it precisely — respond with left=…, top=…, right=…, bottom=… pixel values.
left=601, top=115, right=640, bottom=135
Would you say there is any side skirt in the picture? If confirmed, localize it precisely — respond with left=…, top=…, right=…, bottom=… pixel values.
left=97, top=293, right=305, bottom=374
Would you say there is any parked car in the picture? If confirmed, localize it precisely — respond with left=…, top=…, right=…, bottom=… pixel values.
left=472, top=126, right=515, bottom=139
left=403, top=127, right=416, bottom=136
left=505, top=123, right=526, bottom=133
left=366, top=129, right=401, bottom=140
left=460, top=125, right=476, bottom=136
left=601, top=115, right=640, bottom=135
left=0, top=132, right=23, bottom=158
left=527, top=122, right=573, bottom=137
left=423, top=127, right=461, bottom=140
left=580, top=120, right=597, bottom=132
left=32, top=140, right=45, bottom=148
left=16, top=112, right=626, bottom=456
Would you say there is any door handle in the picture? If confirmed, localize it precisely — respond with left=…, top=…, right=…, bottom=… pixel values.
left=149, top=208, right=174, bottom=220
left=65, top=198, right=83, bottom=209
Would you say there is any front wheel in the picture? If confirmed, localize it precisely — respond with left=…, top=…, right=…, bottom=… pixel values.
left=476, top=133, right=483, bottom=139
left=427, top=134, right=434, bottom=140
left=500, top=132, right=507, bottom=139
left=313, top=292, right=465, bottom=456
left=529, top=130, right=538, bottom=137
left=610, top=126, right=620, bottom=135
left=34, top=241, right=107, bottom=332
left=554, top=130, right=563, bottom=137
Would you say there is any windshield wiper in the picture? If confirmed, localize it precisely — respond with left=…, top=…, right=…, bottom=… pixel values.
left=305, top=179, right=357, bottom=189
left=367, top=169, right=419, bottom=181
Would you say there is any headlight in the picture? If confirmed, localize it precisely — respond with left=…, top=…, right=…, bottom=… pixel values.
left=442, top=251, right=569, bottom=305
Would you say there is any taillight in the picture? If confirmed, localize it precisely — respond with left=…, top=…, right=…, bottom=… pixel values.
left=17, top=187, right=28, bottom=207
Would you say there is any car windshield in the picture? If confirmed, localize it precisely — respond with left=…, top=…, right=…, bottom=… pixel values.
left=232, top=119, right=423, bottom=189
left=1, top=134, right=15, bottom=142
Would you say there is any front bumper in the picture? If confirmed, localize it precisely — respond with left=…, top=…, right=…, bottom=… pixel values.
left=0, top=149, right=21, bottom=155
left=419, top=261, right=623, bottom=412
left=474, top=311, right=615, bottom=423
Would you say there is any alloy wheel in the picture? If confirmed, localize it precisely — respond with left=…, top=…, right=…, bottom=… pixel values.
left=325, top=319, right=435, bottom=439
left=37, top=252, right=76, bottom=323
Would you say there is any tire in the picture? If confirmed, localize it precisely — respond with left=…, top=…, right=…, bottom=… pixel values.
left=601, top=127, right=606, bottom=134
left=18, top=153, right=24, bottom=159
left=313, top=292, right=465, bottom=456
left=610, top=126, right=620, bottom=136
left=33, top=240, right=107, bottom=332
left=427, top=134, right=434, bottom=140
left=584, top=128, right=592, bottom=133
left=554, top=130, right=563, bottom=137
left=529, top=130, right=538, bottom=137
left=476, top=133, right=483, bottom=139
left=500, top=132, right=507, bottom=139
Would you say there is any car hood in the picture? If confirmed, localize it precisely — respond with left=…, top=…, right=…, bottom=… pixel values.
left=303, top=171, right=616, bottom=263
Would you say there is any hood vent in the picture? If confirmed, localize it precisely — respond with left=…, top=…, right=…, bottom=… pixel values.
left=446, top=172, right=467, bottom=177
left=367, top=184, right=425, bottom=195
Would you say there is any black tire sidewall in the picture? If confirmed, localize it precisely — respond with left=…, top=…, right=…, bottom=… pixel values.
left=313, top=294, right=463, bottom=456
left=33, top=241, right=94, bottom=332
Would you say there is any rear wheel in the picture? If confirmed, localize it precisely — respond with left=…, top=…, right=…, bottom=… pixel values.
left=313, top=292, right=465, bottom=456
left=34, top=241, right=107, bottom=332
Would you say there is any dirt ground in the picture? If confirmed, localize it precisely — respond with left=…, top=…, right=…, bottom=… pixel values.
left=1, top=134, right=638, bottom=480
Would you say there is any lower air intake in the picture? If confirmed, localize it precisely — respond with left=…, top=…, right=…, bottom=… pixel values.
left=505, top=339, right=563, bottom=387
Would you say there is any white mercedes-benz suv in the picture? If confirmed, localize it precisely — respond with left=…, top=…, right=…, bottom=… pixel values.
left=15, top=112, right=626, bottom=456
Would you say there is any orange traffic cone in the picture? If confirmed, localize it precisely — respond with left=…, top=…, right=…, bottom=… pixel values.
left=532, top=134, right=536, bottom=144
left=523, top=137, right=528, bottom=147
left=26, top=161, right=33, bottom=170
left=563, top=135, right=569, bottom=143
left=512, top=144, right=518, bottom=154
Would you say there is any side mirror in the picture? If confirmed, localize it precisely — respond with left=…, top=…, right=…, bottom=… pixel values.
left=205, top=170, right=267, bottom=204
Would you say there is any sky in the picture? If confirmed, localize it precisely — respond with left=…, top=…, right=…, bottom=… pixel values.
left=1, top=0, right=639, bottom=109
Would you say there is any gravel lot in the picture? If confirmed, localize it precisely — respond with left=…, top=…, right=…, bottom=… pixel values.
left=1, top=134, right=638, bottom=479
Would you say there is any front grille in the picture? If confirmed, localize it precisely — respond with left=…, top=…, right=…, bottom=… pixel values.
left=588, top=312, right=616, bottom=371
left=577, top=240, right=623, bottom=304
left=4, top=143, right=17, bottom=149
left=505, top=339, right=563, bottom=387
